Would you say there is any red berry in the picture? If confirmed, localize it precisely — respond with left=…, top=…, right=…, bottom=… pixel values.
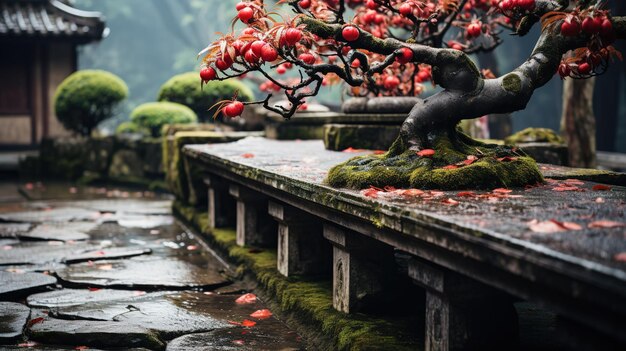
left=284, top=28, right=303, bottom=46
left=366, top=0, right=378, bottom=9
left=276, top=65, right=287, bottom=74
left=417, top=70, right=431, bottom=82
left=362, top=11, right=376, bottom=24
left=342, top=26, right=360, bottom=42
left=467, top=23, right=482, bottom=38
left=582, top=17, right=599, bottom=34
left=224, top=101, right=244, bottom=118
left=577, top=62, right=591, bottom=75
left=200, top=67, right=216, bottom=82
left=383, top=75, right=400, bottom=90
left=600, top=19, right=613, bottom=36
left=561, top=18, right=580, bottom=36
left=399, top=4, right=412, bottom=16
left=235, top=2, right=247, bottom=11
left=396, top=47, right=413, bottom=64
left=232, top=40, right=245, bottom=55
left=238, top=7, right=254, bottom=23
left=250, top=40, right=265, bottom=57
left=351, top=58, right=361, bottom=68
left=260, top=44, right=278, bottom=62
left=244, top=50, right=259, bottom=64
left=298, top=0, right=311, bottom=8
left=299, top=103, right=308, bottom=111
left=518, top=0, right=534, bottom=10
left=298, top=53, right=316, bottom=64
left=215, top=55, right=233, bottom=71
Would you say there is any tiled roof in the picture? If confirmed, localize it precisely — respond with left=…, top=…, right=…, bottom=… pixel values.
left=0, top=0, right=106, bottom=42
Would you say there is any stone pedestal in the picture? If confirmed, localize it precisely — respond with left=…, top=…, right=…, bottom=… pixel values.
left=229, top=184, right=276, bottom=247
left=203, top=176, right=235, bottom=229
left=323, top=224, right=394, bottom=314
left=408, top=258, right=518, bottom=351
left=268, top=201, right=330, bottom=277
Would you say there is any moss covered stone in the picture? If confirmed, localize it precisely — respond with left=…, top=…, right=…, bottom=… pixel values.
left=327, top=130, right=543, bottom=190
left=505, top=127, right=565, bottom=145
left=502, top=73, right=522, bottom=93
left=172, top=201, right=418, bottom=351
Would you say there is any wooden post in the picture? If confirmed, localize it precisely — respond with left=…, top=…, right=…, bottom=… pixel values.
left=268, top=201, right=330, bottom=277
left=203, top=176, right=235, bottom=229
left=408, top=258, right=518, bottom=351
left=323, top=224, right=393, bottom=314
left=229, top=184, right=276, bottom=247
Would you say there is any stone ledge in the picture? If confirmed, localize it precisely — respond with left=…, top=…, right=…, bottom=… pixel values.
left=173, top=200, right=419, bottom=351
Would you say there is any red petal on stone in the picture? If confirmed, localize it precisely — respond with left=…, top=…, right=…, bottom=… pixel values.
left=592, top=184, right=611, bottom=191
left=588, top=220, right=626, bottom=228
left=250, top=309, right=272, bottom=319
left=242, top=319, right=257, bottom=327
left=235, top=293, right=257, bottom=304
left=241, top=153, right=255, bottom=158
left=493, top=188, right=512, bottom=194
left=416, top=149, right=435, bottom=157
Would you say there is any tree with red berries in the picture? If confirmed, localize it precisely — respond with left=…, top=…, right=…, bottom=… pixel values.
left=200, top=0, right=625, bottom=190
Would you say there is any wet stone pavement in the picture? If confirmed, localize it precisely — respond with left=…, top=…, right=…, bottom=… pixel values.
left=0, top=183, right=304, bottom=350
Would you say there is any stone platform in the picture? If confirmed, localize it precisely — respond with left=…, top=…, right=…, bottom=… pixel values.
left=184, top=137, right=626, bottom=350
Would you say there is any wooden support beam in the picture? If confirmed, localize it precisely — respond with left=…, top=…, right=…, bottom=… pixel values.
left=229, top=184, right=276, bottom=247
left=268, top=201, right=330, bottom=277
left=408, top=258, right=518, bottom=351
left=203, top=176, right=235, bottom=229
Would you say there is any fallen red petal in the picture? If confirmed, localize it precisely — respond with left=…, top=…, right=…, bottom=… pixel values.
left=235, top=293, right=257, bottom=304
left=372, top=150, right=386, bottom=155
left=27, top=317, right=45, bottom=328
left=241, top=319, right=257, bottom=327
left=592, top=184, right=611, bottom=191
left=493, top=188, right=512, bottom=194
left=416, top=149, right=435, bottom=157
left=241, top=153, right=255, bottom=158
left=250, top=309, right=272, bottom=319
left=88, top=287, right=101, bottom=292
left=614, top=252, right=626, bottom=262
left=457, top=191, right=476, bottom=197
left=442, top=165, right=458, bottom=170
left=552, top=186, right=581, bottom=192
left=442, top=198, right=459, bottom=205
left=588, top=220, right=626, bottom=228
left=342, top=147, right=365, bottom=153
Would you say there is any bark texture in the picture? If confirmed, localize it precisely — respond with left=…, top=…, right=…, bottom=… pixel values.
left=561, top=78, right=596, bottom=168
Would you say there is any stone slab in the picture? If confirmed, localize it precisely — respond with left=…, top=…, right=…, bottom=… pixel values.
left=0, top=302, right=30, bottom=342
left=63, top=247, right=152, bottom=264
left=27, top=318, right=165, bottom=350
left=0, top=223, right=31, bottom=238
left=27, top=289, right=169, bottom=308
left=46, top=292, right=230, bottom=339
left=0, top=208, right=100, bottom=223
left=166, top=328, right=303, bottom=351
left=0, top=242, right=98, bottom=266
left=56, top=257, right=230, bottom=290
left=0, top=272, right=57, bottom=298
left=19, top=222, right=97, bottom=242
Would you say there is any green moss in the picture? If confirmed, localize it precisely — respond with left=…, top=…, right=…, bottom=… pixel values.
left=172, top=201, right=418, bottom=351
left=504, top=127, right=565, bottom=145
left=327, top=130, right=543, bottom=190
left=158, top=72, right=254, bottom=122
left=115, top=121, right=149, bottom=136
left=502, top=73, right=522, bottom=93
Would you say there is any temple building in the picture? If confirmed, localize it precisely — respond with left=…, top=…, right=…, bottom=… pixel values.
left=0, top=0, right=106, bottom=150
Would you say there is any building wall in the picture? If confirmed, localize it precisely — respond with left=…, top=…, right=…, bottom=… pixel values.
left=46, top=42, right=75, bottom=140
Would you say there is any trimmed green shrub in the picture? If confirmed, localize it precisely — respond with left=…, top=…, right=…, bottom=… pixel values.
left=130, top=102, right=197, bottom=137
left=54, top=70, right=128, bottom=136
left=157, top=72, right=254, bottom=122
left=115, top=121, right=149, bottom=136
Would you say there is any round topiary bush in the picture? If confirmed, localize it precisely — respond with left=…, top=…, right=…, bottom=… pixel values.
left=115, top=121, right=149, bottom=136
left=157, top=72, right=254, bottom=122
left=130, top=102, right=197, bottom=137
left=54, top=70, right=128, bottom=136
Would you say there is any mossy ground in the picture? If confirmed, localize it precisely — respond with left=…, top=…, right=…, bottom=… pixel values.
left=326, top=130, right=543, bottom=190
left=504, top=127, right=565, bottom=145
left=173, top=201, right=419, bottom=351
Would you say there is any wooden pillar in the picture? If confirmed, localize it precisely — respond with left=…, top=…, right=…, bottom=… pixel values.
left=268, top=201, right=330, bottom=277
left=203, top=176, right=235, bottom=229
left=229, top=184, right=276, bottom=247
left=408, top=258, right=518, bottom=351
left=323, top=224, right=394, bottom=314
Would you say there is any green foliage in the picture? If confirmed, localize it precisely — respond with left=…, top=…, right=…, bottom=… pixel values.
left=157, top=72, right=254, bottom=121
left=130, top=102, right=197, bottom=137
left=54, top=70, right=128, bottom=136
left=115, top=121, right=149, bottom=136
